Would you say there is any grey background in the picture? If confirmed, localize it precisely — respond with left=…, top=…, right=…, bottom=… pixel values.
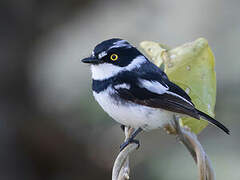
left=1, top=0, right=239, bottom=179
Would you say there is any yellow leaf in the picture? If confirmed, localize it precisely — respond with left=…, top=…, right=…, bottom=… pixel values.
left=140, top=38, right=216, bottom=134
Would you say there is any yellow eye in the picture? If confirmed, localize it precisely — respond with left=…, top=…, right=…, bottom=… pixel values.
left=110, top=54, right=118, bottom=61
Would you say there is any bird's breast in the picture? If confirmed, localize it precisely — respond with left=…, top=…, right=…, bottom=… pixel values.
left=93, top=87, right=173, bottom=131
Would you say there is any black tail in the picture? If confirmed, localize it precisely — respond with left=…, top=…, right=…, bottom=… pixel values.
left=196, top=109, right=230, bottom=135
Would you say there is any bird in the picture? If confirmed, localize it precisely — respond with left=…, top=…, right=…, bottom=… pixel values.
left=82, top=38, right=229, bottom=151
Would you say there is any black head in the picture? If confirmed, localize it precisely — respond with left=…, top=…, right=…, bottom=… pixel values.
left=82, top=38, right=142, bottom=67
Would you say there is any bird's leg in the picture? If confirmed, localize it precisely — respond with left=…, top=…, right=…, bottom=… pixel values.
left=120, top=128, right=143, bottom=151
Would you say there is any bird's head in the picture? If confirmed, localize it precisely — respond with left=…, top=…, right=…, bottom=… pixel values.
left=82, top=38, right=147, bottom=80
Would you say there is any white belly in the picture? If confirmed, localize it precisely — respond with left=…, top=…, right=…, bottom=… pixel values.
left=93, top=88, right=174, bottom=131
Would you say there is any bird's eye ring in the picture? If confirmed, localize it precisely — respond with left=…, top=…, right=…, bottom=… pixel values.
left=110, top=54, right=118, bottom=61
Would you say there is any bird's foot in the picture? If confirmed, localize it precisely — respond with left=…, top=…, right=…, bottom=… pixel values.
left=120, top=138, right=140, bottom=151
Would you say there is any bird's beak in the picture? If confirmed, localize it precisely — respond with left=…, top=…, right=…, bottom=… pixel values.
left=81, top=56, right=99, bottom=64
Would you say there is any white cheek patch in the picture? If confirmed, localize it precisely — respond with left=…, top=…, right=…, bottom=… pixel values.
left=91, top=64, right=123, bottom=80
left=91, top=55, right=147, bottom=80
left=114, top=83, right=130, bottom=90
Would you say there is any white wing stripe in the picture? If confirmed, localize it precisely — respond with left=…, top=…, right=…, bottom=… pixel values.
left=166, top=91, right=193, bottom=105
left=114, top=83, right=130, bottom=90
left=139, top=80, right=169, bottom=94
left=139, top=79, right=193, bottom=105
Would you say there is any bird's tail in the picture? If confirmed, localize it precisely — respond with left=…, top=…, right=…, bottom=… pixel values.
left=196, top=109, right=230, bottom=135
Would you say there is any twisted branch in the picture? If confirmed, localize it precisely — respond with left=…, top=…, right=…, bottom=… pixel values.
left=171, top=116, right=215, bottom=180
left=112, top=117, right=215, bottom=180
left=112, top=127, right=138, bottom=180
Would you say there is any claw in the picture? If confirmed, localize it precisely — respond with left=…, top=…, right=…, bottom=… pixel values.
left=120, top=138, right=140, bottom=151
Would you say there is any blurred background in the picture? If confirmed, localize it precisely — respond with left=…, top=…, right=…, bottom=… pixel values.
left=1, top=0, right=240, bottom=179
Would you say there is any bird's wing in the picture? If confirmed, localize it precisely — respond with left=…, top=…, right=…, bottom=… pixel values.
left=113, top=71, right=200, bottom=119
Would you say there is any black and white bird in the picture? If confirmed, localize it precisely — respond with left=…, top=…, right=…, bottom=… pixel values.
left=82, top=38, right=229, bottom=150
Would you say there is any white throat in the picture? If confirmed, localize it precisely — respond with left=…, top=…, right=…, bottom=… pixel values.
left=91, top=55, right=147, bottom=80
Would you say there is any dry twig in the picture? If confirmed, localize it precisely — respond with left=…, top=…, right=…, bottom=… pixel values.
left=112, top=117, right=215, bottom=180
left=112, top=127, right=138, bottom=180
left=171, top=116, right=215, bottom=180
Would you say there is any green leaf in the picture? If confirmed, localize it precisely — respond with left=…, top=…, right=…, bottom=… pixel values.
left=140, top=38, right=216, bottom=134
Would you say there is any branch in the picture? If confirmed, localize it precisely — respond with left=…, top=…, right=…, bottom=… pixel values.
left=112, top=118, right=215, bottom=180
left=170, top=116, right=215, bottom=180
left=112, top=127, right=138, bottom=180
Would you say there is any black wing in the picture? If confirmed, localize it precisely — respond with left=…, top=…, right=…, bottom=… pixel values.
left=113, top=70, right=229, bottom=134
left=113, top=71, right=200, bottom=119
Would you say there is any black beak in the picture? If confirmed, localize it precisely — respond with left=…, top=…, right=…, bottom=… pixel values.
left=81, top=56, right=99, bottom=64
